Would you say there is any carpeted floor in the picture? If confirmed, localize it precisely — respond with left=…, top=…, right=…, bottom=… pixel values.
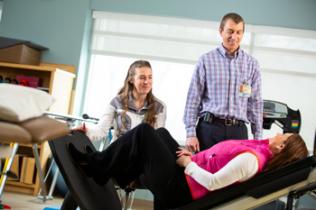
left=1, top=191, right=153, bottom=210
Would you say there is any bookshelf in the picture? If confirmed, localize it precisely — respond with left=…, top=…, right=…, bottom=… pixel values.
left=0, top=61, right=75, bottom=195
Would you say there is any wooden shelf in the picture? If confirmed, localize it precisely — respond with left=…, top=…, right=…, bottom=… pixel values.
left=6, top=180, right=35, bottom=188
left=5, top=181, right=36, bottom=195
left=0, top=61, right=75, bottom=74
left=1, top=62, right=76, bottom=195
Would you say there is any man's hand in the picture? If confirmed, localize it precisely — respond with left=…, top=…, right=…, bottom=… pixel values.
left=186, top=137, right=200, bottom=152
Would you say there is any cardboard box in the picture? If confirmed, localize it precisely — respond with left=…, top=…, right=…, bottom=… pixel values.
left=23, top=157, right=35, bottom=184
left=0, top=44, right=41, bottom=65
left=20, top=157, right=28, bottom=183
left=0, top=36, right=48, bottom=65
left=7, top=155, right=20, bottom=181
left=20, top=157, right=36, bottom=184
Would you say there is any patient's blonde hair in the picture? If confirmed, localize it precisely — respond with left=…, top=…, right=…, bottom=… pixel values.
left=264, top=134, right=308, bottom=171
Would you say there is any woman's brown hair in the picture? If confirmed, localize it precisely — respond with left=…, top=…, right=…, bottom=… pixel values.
left=118, top=60, right=157, bottom=126
left=264, top=134, right=308, bottom=171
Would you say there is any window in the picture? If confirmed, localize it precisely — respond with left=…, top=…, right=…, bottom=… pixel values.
left=0, top=1, right=3, bottom=22
left=82, top=12, right=316, bottom=147
left=84, top=55, right=193, bottom=143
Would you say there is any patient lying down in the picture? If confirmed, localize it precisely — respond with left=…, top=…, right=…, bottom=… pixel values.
left=68, top=123, right=308, bottom=209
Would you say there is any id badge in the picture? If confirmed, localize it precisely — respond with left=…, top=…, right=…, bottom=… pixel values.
left=239, top=82, right=251, bottom=97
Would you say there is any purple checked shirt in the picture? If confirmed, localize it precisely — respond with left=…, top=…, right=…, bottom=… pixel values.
left=183, top=45, right=263, bottom=139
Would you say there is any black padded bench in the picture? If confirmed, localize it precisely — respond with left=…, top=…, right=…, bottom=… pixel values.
left=50, top=131, right=316, bottom=210
left=175, top=156, right=316, bottom=210
left=49, top=131, right=121, bottom=210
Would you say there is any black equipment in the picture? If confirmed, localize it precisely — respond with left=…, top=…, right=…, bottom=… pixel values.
left=263, top=100, right=301, bottom=133
left=48, top=100, right=314, bottom=210
left=49, top=131, right=121, bottom=210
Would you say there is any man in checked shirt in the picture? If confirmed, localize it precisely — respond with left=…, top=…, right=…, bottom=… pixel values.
left=183, top=12, right=263, bottom=152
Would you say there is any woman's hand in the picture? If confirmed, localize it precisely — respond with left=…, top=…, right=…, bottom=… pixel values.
left=72, top=123, right=87, bottom=133
left=176, top=148, right=193, bottom=157
left=176, top=148, right=193, bottom=167
left=176, top=155, right=192, bottom=167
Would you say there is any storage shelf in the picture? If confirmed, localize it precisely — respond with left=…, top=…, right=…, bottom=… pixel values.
left=0, top=61, right=75, bottom=74
left=1, top=62, right=75, bottom=195
left=6, top=180, right=35, bottom=189
left=5, top=181, right=36, bottom=195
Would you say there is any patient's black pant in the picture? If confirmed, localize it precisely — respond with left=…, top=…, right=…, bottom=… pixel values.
left=89, top=123, right=192, bottom=209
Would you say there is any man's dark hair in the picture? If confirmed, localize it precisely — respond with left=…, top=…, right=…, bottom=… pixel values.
left=219, top=13, right=245, bottom=32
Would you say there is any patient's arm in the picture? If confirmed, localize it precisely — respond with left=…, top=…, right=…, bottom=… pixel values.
left=184, top=152, right=258, bottom=191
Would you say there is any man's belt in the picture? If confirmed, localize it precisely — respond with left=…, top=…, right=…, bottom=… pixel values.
left=200, top=112, right=244, bottom=126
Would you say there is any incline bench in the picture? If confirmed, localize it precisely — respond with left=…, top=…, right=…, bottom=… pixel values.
left=49, top=130, right=316, bottom=210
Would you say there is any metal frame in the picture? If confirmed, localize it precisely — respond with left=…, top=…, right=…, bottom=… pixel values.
left=0, top=143, right=19, bottom=199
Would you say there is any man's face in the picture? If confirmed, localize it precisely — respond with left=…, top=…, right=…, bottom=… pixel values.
left=220, top=19, right=244, bottom=54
